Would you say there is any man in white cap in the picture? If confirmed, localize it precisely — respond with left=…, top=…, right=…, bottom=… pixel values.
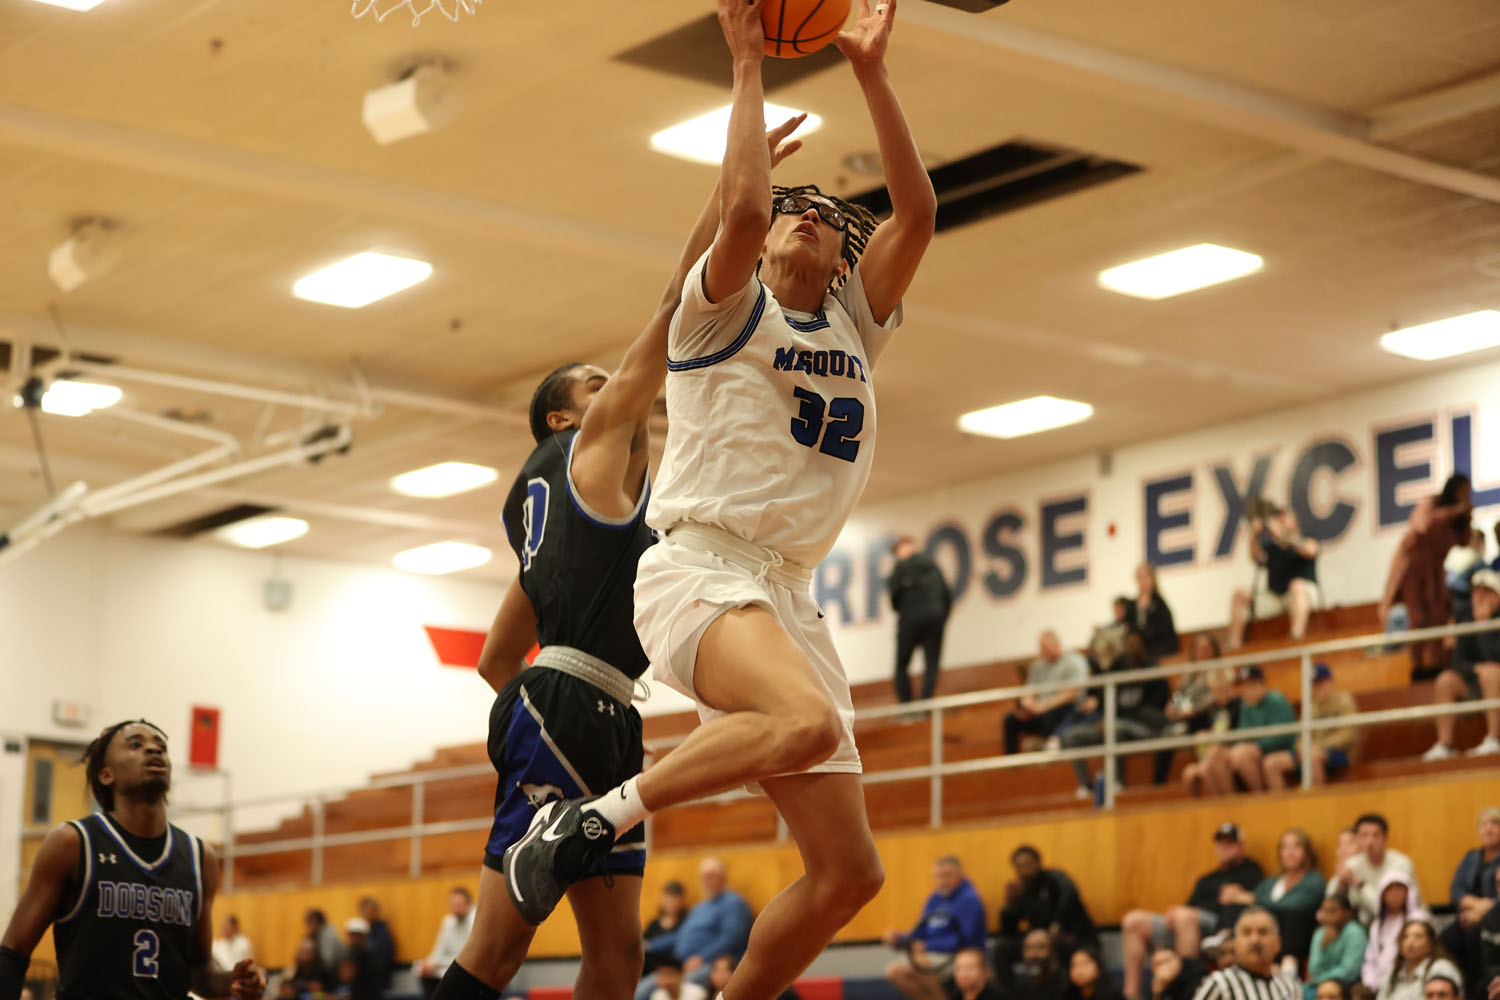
left=344, top=916, right=382, bottom=1000
left=1423, top=568, right=1500, bottom=760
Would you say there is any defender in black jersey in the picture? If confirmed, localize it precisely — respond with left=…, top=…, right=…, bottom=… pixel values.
left=0, top=720, right=263, bottom=1000
left=428, top=120, right=807, bottom=1000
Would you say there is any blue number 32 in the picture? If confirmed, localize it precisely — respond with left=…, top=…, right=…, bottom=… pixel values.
left=790, top=387, right=865, bottom=463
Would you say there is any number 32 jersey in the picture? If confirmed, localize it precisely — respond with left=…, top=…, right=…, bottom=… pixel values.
left=648, top=250, right=903, bottom=568
left=501, top=428, right=653, bottom=679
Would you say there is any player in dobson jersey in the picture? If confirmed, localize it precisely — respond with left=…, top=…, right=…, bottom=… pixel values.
left=503, top=3, right=938, bottom=1000
left=1, top=720, right=264, bottom=1000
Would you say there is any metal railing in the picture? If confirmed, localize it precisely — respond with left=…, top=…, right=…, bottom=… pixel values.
left=178, top=617, right=1500, bottom=890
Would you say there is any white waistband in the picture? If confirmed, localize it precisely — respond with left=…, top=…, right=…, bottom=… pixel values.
left=665, top=522, right=813, bottom=589
left=532, top=646, right=636, bottom=705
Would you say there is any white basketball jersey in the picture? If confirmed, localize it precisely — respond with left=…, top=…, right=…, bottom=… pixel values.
left=647, top=250, right=903, bottom=568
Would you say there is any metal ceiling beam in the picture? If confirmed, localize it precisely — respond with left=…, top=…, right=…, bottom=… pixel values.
left=1368, top=69, right=1500, bottom=143
left=0, top=103, right=680, bottom=268
left=903, top=1, right=1500, bottom=205
left=0, top=314, right=529, bottom=428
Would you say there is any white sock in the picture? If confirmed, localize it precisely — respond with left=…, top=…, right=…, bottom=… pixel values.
left=584, top=774, right=651, bottom=835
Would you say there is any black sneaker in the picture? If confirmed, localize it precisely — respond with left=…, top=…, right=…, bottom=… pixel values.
left=502, top=798, right=617, bottom=925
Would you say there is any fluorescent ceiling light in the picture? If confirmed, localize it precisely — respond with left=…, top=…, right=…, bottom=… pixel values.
left=215, top=516, right=309, bottom=550
left=26, top=0, right=110, bottom=10
left=1379, top=310, right=1500, bottom=361
left=293, top=252, right=432, bottom=308
left=390, top=461, right=499, bottom=499
left=40, top=380, right=122, bottom=417
left=651, top=103, right=823, bottom=165
left=394, top=541, right=492, bottom=575
left=1098, top=243, right=1263, bottom=300
left=958, top=396, right=1095, bottom=439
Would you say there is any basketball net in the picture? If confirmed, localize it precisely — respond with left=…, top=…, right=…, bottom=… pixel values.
left=350, top=0, right=481, bottom=25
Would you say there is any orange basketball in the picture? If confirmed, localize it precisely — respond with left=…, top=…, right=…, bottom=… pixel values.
left=762, top=0, right=852, bottom=58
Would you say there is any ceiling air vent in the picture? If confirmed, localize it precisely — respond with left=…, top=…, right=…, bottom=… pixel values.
left=848, top=139, right=1140, bottom=232
left=153, top=504, right=277, bottom=540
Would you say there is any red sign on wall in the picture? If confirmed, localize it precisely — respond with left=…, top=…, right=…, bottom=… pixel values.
left=189, top=706, right=220, bottom=771
left=423, top=626, right=538, bottom=669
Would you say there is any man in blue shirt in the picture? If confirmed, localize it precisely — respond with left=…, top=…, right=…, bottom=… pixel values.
left=884, top=856, right=989, bottom=1000
left=635, top=859, right=753, bottom=1000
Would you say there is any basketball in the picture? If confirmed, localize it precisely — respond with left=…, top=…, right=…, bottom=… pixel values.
left=763, top=0, right=852, bottom=58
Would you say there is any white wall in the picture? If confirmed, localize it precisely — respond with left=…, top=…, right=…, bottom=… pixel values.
left=818, top=358, right=1500, bottom=681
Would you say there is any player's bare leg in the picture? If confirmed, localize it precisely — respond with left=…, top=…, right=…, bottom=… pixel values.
left=718, top=772, right=884, bottom=1000
left=636, top=605, right=847, bottom=807
left=569, top=876, right=645, bottom=1000
left=436, top=866, right=538, bottom=995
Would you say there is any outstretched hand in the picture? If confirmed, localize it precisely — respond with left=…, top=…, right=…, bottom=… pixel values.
left=836, top=0, right=895, bottom=69
left=718, top=0, right=767, bottom=62
left=767, top=113, right=807, bottom=167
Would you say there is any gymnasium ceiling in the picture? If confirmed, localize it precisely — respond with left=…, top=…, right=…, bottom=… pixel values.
left=1, top=0, right=1498, bottom=579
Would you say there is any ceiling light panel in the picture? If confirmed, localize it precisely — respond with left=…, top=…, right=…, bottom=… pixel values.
left=958, top=396, right=1095, bottom=439
left=393, top=541, right=492, bottom=575
left=390, top=461, right=500, bottom=499
left=215, top=516, right=309, bottom=549
left=293, top=252, right=433, bottom=308
left=39, top=380, right=122, bottom=417
left=1379, top=310, right=1500, bottom=361
left=651, top=103, right=822, bottom=165
left=1098, top=243, right=1263, bottom=300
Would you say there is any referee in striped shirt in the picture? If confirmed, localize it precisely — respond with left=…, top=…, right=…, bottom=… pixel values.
left=1191, top=908, right=1300, bottom=1000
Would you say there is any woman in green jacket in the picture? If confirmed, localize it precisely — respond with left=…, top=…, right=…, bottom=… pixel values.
left=1221, top=829, right=1328, bottom=965
left=1306, top=893, right=1369, bottom=1000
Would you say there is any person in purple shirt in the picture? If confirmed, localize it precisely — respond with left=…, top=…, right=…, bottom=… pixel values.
left=884, top=856, right=990, bottom=1000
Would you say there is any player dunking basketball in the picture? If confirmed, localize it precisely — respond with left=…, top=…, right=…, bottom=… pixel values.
left=503, top=3, right=937, bottom=1000
left=427, top=120, right=807, bottom=1000
left=0, top=721, right=264, bottom=1000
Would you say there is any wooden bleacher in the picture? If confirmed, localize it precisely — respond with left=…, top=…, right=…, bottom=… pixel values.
left=229, top=601, right=1491, bottom=882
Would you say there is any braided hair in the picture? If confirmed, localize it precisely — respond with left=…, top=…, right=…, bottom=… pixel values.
left=528, top=362, right=587, bottom=444
left=83, top=719, right=168, bottom=811
left=771, top=184, right=880, bottom=290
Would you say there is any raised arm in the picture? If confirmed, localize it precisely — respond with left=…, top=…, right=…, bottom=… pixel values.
left=1, top=823, right=79, bottom=993
left=569, top=113, right=806, bottom=520
left=836, top=0, right=938, bottom=325
left=703, top=0, right=776, bottom=305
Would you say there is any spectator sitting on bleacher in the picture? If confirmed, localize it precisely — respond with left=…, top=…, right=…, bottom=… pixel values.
left=1121, top=824, right=1265, bottom=1000
left=949, top=948, right=1005, bottom=1000
left=1229, top=504, right=1321, bottom=648
left=415, top=886, right=474, bottom=1000
left=1171, top=635, right=1225, bottom=723
left=1013, top=928, right=1067, bottom=1000
left=1331, top=814, right=1418, bottom=927
left=291, top=936, right=333, bottom=994
left=1316, top=981, right=1351, bottom=1000
left=1422, top=569, right=1500, bottom=761
left=1449, top=534, right=1490, bottom=624
left=1479, top=863, right=1500, bottom=1000
left=1219, top=666, right=1297, bottom=794
left=212, top=913, right=254, bottom=971
left=340, top=917, right=383, bottom=1000
left=1131, top=564, right=1181, bottom=660
left=1060, top=630, right=1172, bottom=797
left=1005, top=631, right=1090, bottom=755
left=1064, top=947, right=1124, bottom=1000
left=637, top=859, right=754, bottom=1000
left=1377, top=921, right=1461, bottom=1000
left=1441, top=808, right=1500, bottom=992
left=644, top=880, right=689, bottom=977
left=1218, top=829, right=1327, bottom=966
left=1263, top=664, right=1357, bottom=790
left=1089, top=598, right=1132, bottom=674
left=1182, top=670, right=1242, bottom=797
left=356, top=897, right=395, bottom=989
left=1363, top=874, right=1428, bottom=990
left=1337, top=830, right=1361, bottom=873
left=1308, top=894, right=1369, bottom=1000
left=885, top=855, right=989, bottom=1000
left=995, top=845, right=1097, bottom=988
left=1422, top=974, right=1463, bottom=1000
left=306, top=908, right=347, bottom=972
left=652, top=956, right=709, bottom=1000
left=1150, top=947, right=1206, bottom=1000
left=1380, top=474, right=1473, bottom=680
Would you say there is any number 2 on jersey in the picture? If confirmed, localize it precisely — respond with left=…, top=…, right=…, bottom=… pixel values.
left=520, top=478, right=550, bottom=570
left=790, top=387, right=865, bottom=462
left=133, top=929, right=159, bottom=978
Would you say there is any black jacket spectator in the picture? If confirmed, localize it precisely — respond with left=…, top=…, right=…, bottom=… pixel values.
left=366, top=920, right=396, bottom=989
left=1001, top=869, right=1097, bottom=943
left=1480, top=899, right=1500, bottom=997
left=1187, top=857, right=1265, bottom=929
left=1129, top=594, right=1180, bottom=659
left=1017, top=967, right=1067, bottom=1000
left=342, top=943, right=383, bottom=1000
left=890, top=551, right=952, bottom=622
